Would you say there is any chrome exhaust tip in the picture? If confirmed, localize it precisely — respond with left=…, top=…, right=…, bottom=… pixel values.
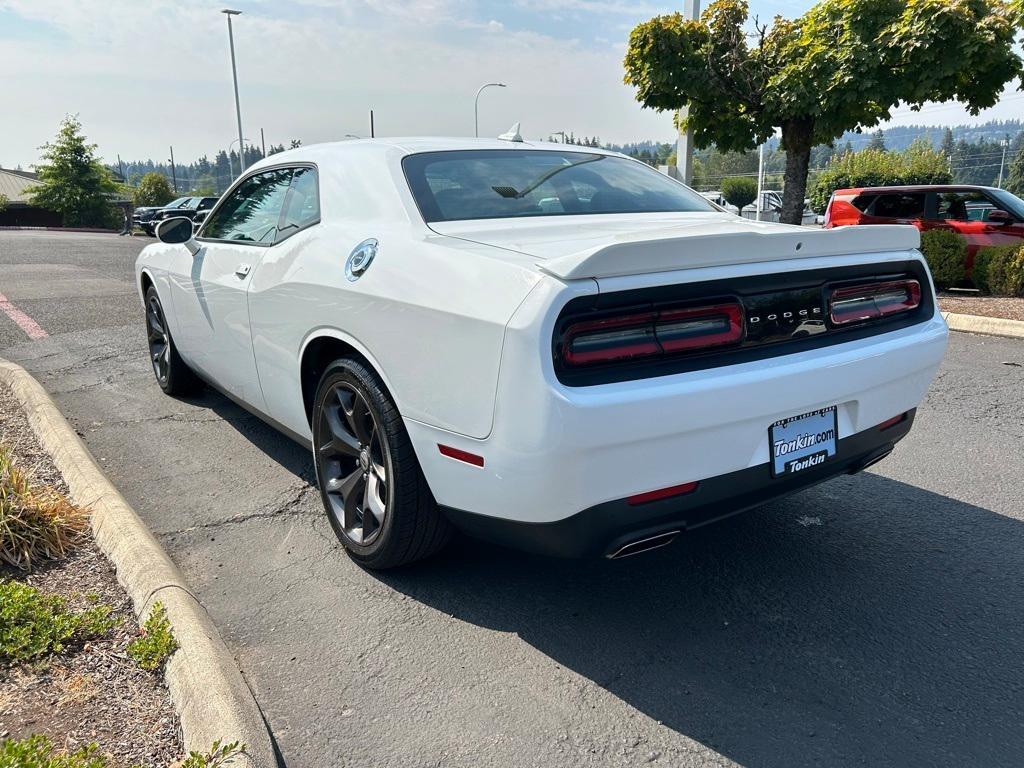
left=606, top=530, right=679, bottom=560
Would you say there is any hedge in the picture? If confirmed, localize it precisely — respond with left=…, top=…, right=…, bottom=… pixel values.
left=919, top=229, right=967, bottom=290
left=974, top=245, right=1024, bottom=297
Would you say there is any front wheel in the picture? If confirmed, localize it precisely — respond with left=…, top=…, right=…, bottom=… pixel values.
left=312, top=357, right=451, bottom=569
left=144, top=286, right=201, bottom=396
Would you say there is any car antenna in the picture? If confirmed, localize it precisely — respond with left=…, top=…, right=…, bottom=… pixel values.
left=498, top=122, right=523, bottom=143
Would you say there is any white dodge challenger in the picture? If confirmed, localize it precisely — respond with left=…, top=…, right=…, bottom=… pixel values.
left=136, top=138, right=947, bottom=568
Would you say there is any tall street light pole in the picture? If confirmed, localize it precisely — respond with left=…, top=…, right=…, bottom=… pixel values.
left=474, top=83, right=506, bottom=137
left=997, top=136, right=1010, bottom=189
left=674, top=0, right=701, bottom=186
left=222, top=9, right=246, bottom=178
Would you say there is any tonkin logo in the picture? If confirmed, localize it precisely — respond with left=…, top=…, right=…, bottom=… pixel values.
left=785, top=450, right=829, bottom=473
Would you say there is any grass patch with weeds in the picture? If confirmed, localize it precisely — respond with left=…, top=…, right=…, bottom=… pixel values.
left=0, top=445, right=89, bottom=571
left=127, top=602, right=178, bottom=672
left=0, top=734, right=106, bottom=768
left=0, top=580, right=114, bottom=663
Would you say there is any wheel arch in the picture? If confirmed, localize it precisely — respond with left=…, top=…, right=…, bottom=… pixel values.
left=298, top=329, right=400, bottom=428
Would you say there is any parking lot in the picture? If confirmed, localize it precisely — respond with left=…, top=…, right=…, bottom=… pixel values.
left=2, top=230, right=1024, bottom=767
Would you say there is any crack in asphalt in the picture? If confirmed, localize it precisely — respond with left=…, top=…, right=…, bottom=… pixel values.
left=166, top=483, right=317, bottom=535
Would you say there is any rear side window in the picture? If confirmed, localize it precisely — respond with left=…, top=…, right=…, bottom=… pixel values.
left=278, top=167, right=321, bottom=237
left=403, top=149, right=716, bottom=223
left=849, top=193, right=877, bottom=212
left=201, top=169, right=293, bottom=244
left=870, top=193, right=925, bottom=219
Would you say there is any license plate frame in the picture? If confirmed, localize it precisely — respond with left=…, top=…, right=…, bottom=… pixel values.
left=769, top=406, right=839, bottom=478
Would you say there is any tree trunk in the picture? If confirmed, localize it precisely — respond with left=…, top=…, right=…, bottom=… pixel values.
left=780, top=119, right=814, bottom=226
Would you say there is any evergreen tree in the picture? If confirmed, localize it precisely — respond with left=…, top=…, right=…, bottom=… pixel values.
left=868, top=130, right=887, bottom=152
left=940, top=127, right=955, bottom=159
left=29, top=115, right=119, bottom=227
left=1005, top=144, right=1024, bottom=197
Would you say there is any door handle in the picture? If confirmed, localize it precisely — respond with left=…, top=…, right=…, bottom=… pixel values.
left=235, top=264, right=251, bottom=279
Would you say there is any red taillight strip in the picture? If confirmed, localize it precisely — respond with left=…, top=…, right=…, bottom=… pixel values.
left=829, top=279, right=921, bottom=326
left=562, top=301, right=743, bottom=367
left=438, top=444, right=485, bottom=467
left=878, top=413, right=907, bottom=431
left=627, top=481, right=699, bottom=506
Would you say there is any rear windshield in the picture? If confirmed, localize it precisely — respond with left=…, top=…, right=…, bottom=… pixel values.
left=402, top=149, right=716, bottom=223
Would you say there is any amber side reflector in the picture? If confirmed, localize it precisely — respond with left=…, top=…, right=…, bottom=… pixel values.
left=438, top=444, right=485, bottom=467
left=627, top=481, right=699, bottom=506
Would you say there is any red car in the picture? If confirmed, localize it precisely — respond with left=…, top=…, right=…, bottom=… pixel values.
left=824, top=184, right=1024, bottom=275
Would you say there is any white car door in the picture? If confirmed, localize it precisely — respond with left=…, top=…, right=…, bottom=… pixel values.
left=168, top=167, right=294, bottom=411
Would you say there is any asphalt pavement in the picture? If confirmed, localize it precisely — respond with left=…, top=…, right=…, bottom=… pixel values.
left=2, top=230, right=1023, bottom=768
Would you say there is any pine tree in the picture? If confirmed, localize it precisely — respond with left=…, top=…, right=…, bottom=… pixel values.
left=28, top=115, right=119, bottom=227
left=1005, top=144, right=1024, bottom=197
left=867, top=130, right=887, bottom=152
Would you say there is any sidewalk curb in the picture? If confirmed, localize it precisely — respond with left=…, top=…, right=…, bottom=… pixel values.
left=0, top=358, right=279, bottom=768
left=943, top=311, right=1024, bottom=340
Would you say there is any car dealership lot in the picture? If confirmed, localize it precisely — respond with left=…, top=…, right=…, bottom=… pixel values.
left=2, top=231, right=1024, bottom=768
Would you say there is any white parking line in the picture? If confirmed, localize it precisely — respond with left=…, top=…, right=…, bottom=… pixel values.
left=0, top=292, right=48, bottom=340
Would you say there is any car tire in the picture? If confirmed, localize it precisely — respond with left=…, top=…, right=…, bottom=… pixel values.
left=312, top=357, right=452, bottom=569
left=144, top=286, right=202, bottom=396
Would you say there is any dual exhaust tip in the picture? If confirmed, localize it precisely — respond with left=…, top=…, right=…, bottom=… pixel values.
left=606, top=530, right=679, bottom=560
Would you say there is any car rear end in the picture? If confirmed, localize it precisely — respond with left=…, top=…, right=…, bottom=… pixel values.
left=411, top=232, right=947, bottom=559
left=823, top=188, right=867, bottom=228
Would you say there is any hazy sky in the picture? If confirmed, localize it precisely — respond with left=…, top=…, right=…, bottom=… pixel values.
left=3, top=0, right=1021, bottom=169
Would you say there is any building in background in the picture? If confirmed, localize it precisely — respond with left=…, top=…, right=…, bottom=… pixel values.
left=0, top=167, right=61, bottom=227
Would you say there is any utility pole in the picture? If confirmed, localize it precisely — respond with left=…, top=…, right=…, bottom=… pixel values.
left=997, top=136, right=1010, bottom=188
left=755, top=143, right=765, bottom=221
left=222, top=9, right=246, bottom=177
left=261, top=127, right=266, bottom=158
left=370, top=109, right=375, bottom=138
left=673, top=0, right=701, bottom=185
left=168, top=146, right=177, bottom=193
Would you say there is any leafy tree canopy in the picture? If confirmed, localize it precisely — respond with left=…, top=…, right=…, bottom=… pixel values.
left=28, top=115, right=119, bottom=227
left=0, top=192, right=8, bottom=213
left=624, top=0, right=1023, bottom=223
left=720, top=175, right=758, bottom=213
left=133, top=171, right=174, bottom=207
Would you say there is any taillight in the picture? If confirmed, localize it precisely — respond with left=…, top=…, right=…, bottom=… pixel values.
left=562, top=301, right=743, bottom=367
left=828, top=279, right=921, bottom=326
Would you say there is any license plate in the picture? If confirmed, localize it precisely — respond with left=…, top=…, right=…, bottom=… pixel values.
left=769, top=407, right=838, bottom=478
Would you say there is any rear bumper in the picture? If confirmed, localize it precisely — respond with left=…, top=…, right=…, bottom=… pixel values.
left=441, top=410, right=914, bottom=558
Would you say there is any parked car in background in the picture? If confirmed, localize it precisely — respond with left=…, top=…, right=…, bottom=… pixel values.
left=134, top=196, right=193, bottom=235
left=148, top=196, right=218, bottom=234
left=823, top=185, right=1024, bottom=274
left=137, top=139, right=946, bottom=569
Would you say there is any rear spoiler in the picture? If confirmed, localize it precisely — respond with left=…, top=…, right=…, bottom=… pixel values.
left=537, top=223, right=921, bottom=281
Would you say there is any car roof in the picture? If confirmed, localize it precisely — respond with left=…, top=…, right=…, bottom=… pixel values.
left=249, top=137, right=628, bottom=166
left=835, top=184, right=1000, bottom=195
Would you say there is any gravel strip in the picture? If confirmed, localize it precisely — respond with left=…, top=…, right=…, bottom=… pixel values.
left=0, top=382, right=183, bottom=766
left=938, top=294, right=1024, bottom=322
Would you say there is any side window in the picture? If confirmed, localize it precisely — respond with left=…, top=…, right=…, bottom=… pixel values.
left=871, top=193, right=925, bottom=219
left=198, top=197, right=217, bottom=211
left=201, top=169, right=293, bottom=244
left=936, top=191, right=1002, bottom=222
left=278, top=167, right=321, bottom=239
left=849, top=193, right=877, bottom=212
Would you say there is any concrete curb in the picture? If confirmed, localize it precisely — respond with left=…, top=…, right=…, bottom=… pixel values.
left=0, top=358, right=279, bottom=768
left=943, top=311, right=1024, bottom=340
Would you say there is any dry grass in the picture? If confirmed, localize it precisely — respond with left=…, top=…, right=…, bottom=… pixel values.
left=0, top=445, right=89, bottom=571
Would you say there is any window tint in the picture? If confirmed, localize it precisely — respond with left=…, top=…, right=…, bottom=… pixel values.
left=935, top=190, right=1004, bottom=222
left=870, top=193, right=925, bottom=219
left=278, top=167, right=320, bottom=237
left=201, top=169, right=293, bottom=243
left=849, top=193, right=877, bottom=212
left=198, top=197, right=217, bottom=210
left=403, top=150, right=716, bottom=222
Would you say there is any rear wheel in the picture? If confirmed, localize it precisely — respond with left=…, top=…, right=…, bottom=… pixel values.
left=144, top=286, right=201, bottom=396
left=312, top=357, right=451, bottom=569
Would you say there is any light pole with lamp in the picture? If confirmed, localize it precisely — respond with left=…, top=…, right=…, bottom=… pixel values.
left=222, top=9, right=246, bottom=177
left=474, top=83, right=506, bottom=137
left=227, top=137, right=251, bottom=182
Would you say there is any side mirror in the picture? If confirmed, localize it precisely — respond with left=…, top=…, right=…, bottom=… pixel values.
left=987, top=210, right=1012, bottom=226
left=156, top=216, right=201, bottom=255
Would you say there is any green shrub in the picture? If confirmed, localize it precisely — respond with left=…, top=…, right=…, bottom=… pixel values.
left=0, top=735, right=106, bottom=768
left=0, top=580, right=114, bottom=663
left=127, top=602, right=177, bottom=671
left=720, top=176, right=758, bottom=215
left=919, top=229, right=967, bottom=290
left=182, top=740, right=246, bottom=768
left=810, top=142, right=951, bottom=214
left=975, top=244, right=1024, bottom=296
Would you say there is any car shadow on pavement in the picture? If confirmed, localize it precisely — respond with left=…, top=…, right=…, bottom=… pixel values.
left=376, top=472, right=1024, bottom=768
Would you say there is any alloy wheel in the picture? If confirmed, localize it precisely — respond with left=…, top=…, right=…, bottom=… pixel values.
left=316, top=382, right=390, bottom=545
left=145, top=296, right=170, bottom=385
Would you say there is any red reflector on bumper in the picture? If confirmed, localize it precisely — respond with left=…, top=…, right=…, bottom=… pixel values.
left=627, top=481, right=699, bottom=506
left=878, top=413, right=907, bottom=431
left=438, top=444, right=484, bottom=467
